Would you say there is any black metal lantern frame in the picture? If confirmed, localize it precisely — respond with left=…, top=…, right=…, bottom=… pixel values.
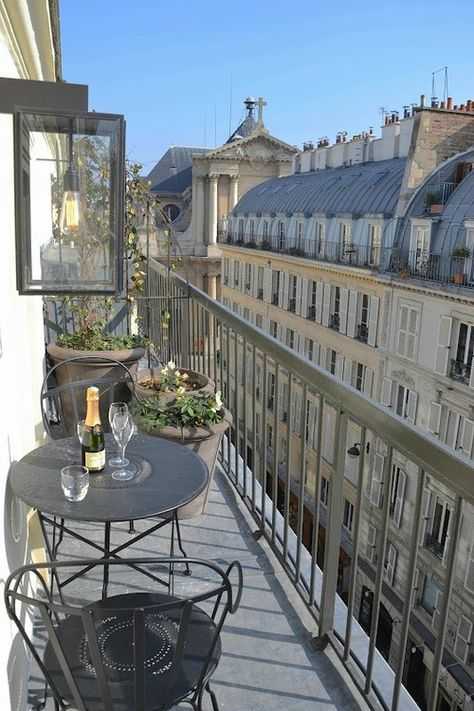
left=14, top=107, right=125, bottom=295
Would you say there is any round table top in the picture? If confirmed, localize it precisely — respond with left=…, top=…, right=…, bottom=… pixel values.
left=10, top=434, right=209, bottom=523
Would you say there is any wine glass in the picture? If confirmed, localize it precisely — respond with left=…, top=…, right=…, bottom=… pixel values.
left=110, top=411, right=135, bottom=481
left=76, top=419, right=85, bottom=444
left=108, top=402, right=130, bottom=467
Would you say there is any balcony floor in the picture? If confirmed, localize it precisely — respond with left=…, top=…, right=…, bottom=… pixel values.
left=28, top=465, right=366, bottom=711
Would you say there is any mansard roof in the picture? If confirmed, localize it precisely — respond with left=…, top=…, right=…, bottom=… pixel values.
left=147, top=146, right=208, bottom=194
left=232, top=158, right=406, bottom=217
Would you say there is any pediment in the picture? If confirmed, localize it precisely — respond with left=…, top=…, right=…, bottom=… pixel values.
left=203, top=130, right=297, bottom=164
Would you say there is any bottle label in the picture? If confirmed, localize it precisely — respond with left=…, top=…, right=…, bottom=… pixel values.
left=85, top=450, right=105, bottom=471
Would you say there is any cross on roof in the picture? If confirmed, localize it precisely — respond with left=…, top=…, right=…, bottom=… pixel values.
left=256, top=97, right=267, bottom=125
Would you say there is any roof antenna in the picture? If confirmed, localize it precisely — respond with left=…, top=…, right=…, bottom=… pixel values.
left=431, top=65, right=448, bottom=104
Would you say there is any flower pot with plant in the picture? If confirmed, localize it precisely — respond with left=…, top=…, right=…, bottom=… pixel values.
left=133, top=389, right=232, bottom=518
left=452, top=245, right=471, bottom=285
left=425, top=190, right=443, bottom=214
left=135, top=360, right=215, bottom=402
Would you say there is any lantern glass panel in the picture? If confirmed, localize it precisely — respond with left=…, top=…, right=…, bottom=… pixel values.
left=15, top=109, right=125, bottom=295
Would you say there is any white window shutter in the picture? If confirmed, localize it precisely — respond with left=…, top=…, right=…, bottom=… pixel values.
left=427, top=402, right=442, bottom=436
left=393, top=469, right=406, bottom=528
left=460, top=418, right=474, bottom=458
left=370, top=453, right=385, bottom=507
left=432, top=589, right=442, bottom=631
left=366, top=524, right=377, bottom=562
left=347, top=290, right=358, bottom=338
left=315, top=282, right=323, bottom=324
left=343, top=357, right=353, bottom=384
left=252, top=266, right=259, bottom=297
left=454, top=615, right=472, bottom=663
left=339, top=288, right=349, bottom=334
left=335, top=353, right=344, bottom=379
left=300, top=278, right=309, bottom=318
left=465, top=539, right=474, bottom=594
left=470, top=363, right=474, bottom=390
left=313, top=342, right=320, bottom=365
left=319, top=345, right=327, bottom=370
left=411, top=568, right=420, bottom=607
left=293, top=391, right=302, bottom=434
left=295, top=277, right=302, bottom=315
left=397, top=305, right=409, bottom=357
left=279, top=273, right=289, bottom=309
left=406, top=307, right=419, bottom=360
left=322, top=283, right=331, bottom=326
left=419, top=489, right=433, bottom=546
left=239, top=263, right=245, bottom=291
left=380, top=377, right=393, bottom=407
left=406, top=390, right=418, bottom=424
left=385, top=543, right=397, bottom=586
left=367, top=296, right=379, bottom=347
left=433, top=316, right=453, bottom=375
left=442, top=516, right=451, bottom=567
left=295, top=333, right=301, bottom=353
left=321, top=409, right=335, bottom=462
left=363, top=367, right=373, bottom=396
left=263, top=268, right=272, bottom=303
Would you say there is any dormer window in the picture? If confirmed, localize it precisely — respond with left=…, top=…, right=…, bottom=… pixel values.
left=409, top=220, right=431, bottom=273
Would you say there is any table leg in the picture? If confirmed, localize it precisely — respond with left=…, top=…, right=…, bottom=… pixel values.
left=102, top=522, right=111, bottom=599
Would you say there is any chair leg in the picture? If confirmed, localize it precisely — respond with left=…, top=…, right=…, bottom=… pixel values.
left=52, top=518, right=65, bottom=557
left=175, top=515, right=191, bottom=576
left=206, top=682, right=220, bottom=711
left=128, top=519, right=136, bottom=533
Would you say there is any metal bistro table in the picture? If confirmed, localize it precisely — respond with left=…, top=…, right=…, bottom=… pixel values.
left=10, top=433, right=209, bottom=597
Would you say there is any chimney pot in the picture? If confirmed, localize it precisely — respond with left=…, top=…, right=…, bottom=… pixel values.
left=440, top=100, right=445, bottom=109
left=454, top=105, right=458, bottom=110
left=467, top=100, right=472, bottom=112
left=420, top=94, right=425, bottom=107
left=447, top=97, right=453, bottom=110
left=460, top=104, right=465, bottom=111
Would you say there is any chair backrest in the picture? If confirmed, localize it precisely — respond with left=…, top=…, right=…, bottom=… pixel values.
left=5, top=557, right=243, bottom=711
left=41, top=355, right=138, bottom=439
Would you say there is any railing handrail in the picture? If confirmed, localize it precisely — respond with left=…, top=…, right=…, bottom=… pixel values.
left=148, top=257, right=474, bottom=504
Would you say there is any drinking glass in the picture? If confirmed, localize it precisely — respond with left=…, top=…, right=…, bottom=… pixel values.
left=111, top=411, right=135, bottom=481
left=61, top=465, right=89, bottom=501
left=76, top=419, right=85, bottom=444
left=108, top=402, right=130, bottom=467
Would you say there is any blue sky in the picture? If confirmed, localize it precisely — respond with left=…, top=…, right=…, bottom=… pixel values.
left=60, top=0, right=474, bottom=172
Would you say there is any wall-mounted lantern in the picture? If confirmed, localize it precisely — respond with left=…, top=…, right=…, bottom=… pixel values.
left=14, top=108, right=125, bottom=295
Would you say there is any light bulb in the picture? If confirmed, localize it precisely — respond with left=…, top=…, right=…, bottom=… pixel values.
left=59, top=168, right=81, bottom=237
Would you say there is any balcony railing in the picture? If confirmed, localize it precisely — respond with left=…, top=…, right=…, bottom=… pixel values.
left=450, top=358, right=472, bottom=385
left=220, top=234, right=474, bottom=289
left=138, top=260, right=474, bottom=711
left=425, top=533, right=445, bottom=559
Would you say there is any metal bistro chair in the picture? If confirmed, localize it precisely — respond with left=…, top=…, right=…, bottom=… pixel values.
left=5, top=557, right=243, bottom=711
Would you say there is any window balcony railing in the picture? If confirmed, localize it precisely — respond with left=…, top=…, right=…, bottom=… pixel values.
left=449, top=358, right=472, bottom=385
left=425, top=533, right=445, bottom=559
left=220, top=233, right=474, bottom=290
left=139, top=261, right=474, bottom=711
left=329, top=313, right=340, bottom=330
left=356, top=323, right=369, bottom=343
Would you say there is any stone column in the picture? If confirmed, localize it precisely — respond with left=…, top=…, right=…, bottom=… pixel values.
left=229, top=174, right=239, bottom=210
left=194, top=175, right=205, bottom=249
left=208, top=174, right=218, bottom=245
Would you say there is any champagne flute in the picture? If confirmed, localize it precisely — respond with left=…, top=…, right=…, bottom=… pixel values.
left=111, top=412, right=135, bottom=481
left=108, top=402, right=130, bottom=467
left=76, top=419, right=85, bottom=444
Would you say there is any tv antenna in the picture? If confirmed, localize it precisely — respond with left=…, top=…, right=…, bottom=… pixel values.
left=431, top=66, right=449, bottom=103
left=379, top=106, right=389, bottom=124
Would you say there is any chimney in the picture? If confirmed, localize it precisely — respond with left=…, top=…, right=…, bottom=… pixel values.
left=403, top=106, right=410, bottom=119
left=467, top=100, right=472, bottom=112
left=420, top=94, right=425, bottom=107
left=447, top=97, right=453, bottom=110
left=431, top=97, right=438, bottom=108
left=384, top=114, right=389, bottom=126
left=460, top=104, right=465, bottom=111
left=369, top=127, right=373, bottom=135
left=440, top=101, right=445, bottom=109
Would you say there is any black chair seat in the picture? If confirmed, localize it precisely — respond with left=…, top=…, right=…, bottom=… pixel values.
left=43, top=592, right=221, bottom=711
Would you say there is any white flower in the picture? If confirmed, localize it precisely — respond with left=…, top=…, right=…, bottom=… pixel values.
left=167, top=360, right=176, bottom=370
left=214, top=391, right=223, bottom=410
left=176, top=386, right=186, bottom=396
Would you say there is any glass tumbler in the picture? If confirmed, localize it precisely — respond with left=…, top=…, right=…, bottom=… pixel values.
left=61, top=465, right=89, bottom=502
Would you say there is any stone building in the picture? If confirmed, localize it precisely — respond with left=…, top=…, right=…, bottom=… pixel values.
left=219, top=98, right=474, bottom=710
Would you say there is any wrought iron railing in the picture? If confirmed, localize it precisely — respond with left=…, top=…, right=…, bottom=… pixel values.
left=138, top=260, right=474, bottom=711
left=220, top=234, right=474, bottom=289
left=449, top=359, right=472, bottom=385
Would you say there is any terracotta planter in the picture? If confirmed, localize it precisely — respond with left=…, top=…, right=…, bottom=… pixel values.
left=134, top=367, right=215, bottom=403
left=454, top=272, right=467, bottom=285
left=46, top=343, right=146, bottom=429
left=136, top=407, right=232, bottom=518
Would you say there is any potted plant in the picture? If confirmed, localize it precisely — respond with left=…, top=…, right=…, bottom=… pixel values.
left=135, top=360, right=215, bottom=401
left=452, top=245, right=471, bottom=285
left=425, top=190, right=443, bottom=214
left=132, top=389, right=232, bottom=518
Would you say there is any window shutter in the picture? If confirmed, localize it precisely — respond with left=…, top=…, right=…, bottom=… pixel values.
left=343, top=357, right=353, bottom=384
left=363, top=367, right=373, bottom=396
left=432, top=589, right=442, bottom=632
left=380, top=377, right=393, bottom=407
left=294, top=333, right=301, bottom=353
left=454, top=615, right=472, bottom=663
left=393, top=469, right=406, bottom=528
left=470, top=362, right=474, bottom=390
left=419, top=489, right=433, bottom=546
left=406, top=307, right=419, bottom=360
left=465, top=539, right=474, bottom=594
left=300, top=278, right=309, bottom=318
left=306, top=400, right=317, bottom=449
left=279, top=273, right=289, bottom=309
left=347, top=290, right=358, bottom=338
left=406, top=390, right=418, bottom=424
left=370, top=453, right=384, bottom=507
left=322, top=283, right=331, bottom=326
left=276, top=324, right=282, bottom=342
left=460, top=418, right=474, bottom=458
left=313, top=342, right=320, bottom=365
left=397, top=305, right=418, bottom=360
left=252, top=265, right=259, bottom=297
left=339, top=288, right=349, bottom=334
left=367, top=296, right=379, bottom=346
left=319, top=345, right=327, bottom=370
left=239, top=262, right=245, bottom=291
left=295, top=277, right=302, bottom=315
left=366, top=524, right=377, bottom=562
left=385, top=543, right=397, bottom=586
left=427, top=402, right=442, bottom=436
left=293, top=391, right=302, bottom=435
left=433, top=316, right=453, bottom=375
left=263, top=268, right=272, bottom=303
left=321, top=409, right=335, bottom=463
left=315, top=282, right=323, bottom=324
left=412, top=568, right=420, bottom=607
left=335, top=353, right=344, bottom=379
left=442, top=515, right=451, bottom=567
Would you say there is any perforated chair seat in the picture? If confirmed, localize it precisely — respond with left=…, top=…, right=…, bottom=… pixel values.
left=43, top=592, right=221, bottom=711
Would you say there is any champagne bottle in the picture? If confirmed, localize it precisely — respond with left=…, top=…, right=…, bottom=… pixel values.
left=81, top=386, right=105, bottom=472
